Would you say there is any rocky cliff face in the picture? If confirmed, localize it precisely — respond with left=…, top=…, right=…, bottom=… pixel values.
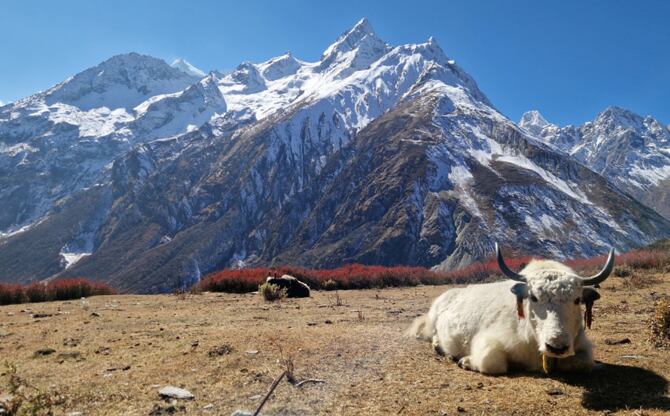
left=520, top=107, right=670, bottom=219
left=1, top=19, right=669, bottom=292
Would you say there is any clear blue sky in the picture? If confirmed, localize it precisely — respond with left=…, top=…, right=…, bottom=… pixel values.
left=1, top=0, right=668, bottom=126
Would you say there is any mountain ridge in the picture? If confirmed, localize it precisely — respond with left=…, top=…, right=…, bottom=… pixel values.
left=1, top=19, right=669, bottom=292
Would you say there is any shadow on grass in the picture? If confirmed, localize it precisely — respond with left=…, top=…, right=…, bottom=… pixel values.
left=557, top=362, right=670, bottom=412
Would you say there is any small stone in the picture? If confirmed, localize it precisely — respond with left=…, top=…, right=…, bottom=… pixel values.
left=306, top=322, right=317, bottom=326
left=202, top=404, right=214, bottom=410
left=63, top=338, right=80, bottom=347
left=67, top=412, right=83, bottom=416
left=604, top=338, right=631, bottom=345
left=457, top=406, right=466, bottom=413
left=546, top=388, right=563, bottom=396
left=34, top=348, right=56, bottom=357
left=90, top=312, right=101, bottom=317
left=32, top=313, right=52, bottom=319
left=231, top=411, right=253, bottom=416
left=245, top=350, right=259, bottom=355
left=158, top=386, right=194, bottom=400
left=95, top=347, right=111, bottom=355
left=324, top=320, right=333, bottom=324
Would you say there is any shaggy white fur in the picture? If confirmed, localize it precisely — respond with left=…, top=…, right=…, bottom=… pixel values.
left=409, top=259, right=596, bottom=375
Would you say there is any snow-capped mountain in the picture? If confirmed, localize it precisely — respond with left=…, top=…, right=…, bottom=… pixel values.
left=170, top=58, right=206, bottom=78
left=1, top=19, right=669, bottom=292
left=520, top=107, right=670, bottom=219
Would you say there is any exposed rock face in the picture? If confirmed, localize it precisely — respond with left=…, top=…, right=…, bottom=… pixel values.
left=1, top=20, right=669, bottom=293
left=520, top=107, right=670, bottom=220
left=266, top=275, right=310, bottom=298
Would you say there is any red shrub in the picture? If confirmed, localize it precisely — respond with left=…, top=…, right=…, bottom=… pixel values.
left=0, top=284, right=28, bottom=305
left=196, top=245, right=670, bottom=294
left=47, top=278, right=115, bottom=300
left=0, top=278, right=115, bottom=306
left=25, top=282, right=48, bottom=303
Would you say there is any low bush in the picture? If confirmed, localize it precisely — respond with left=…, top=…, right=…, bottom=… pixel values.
left=0, top=278, right=116, bottom=306
left=196, top=244, right=670, bottom=295
left=259, top=282, right=287, bottom=302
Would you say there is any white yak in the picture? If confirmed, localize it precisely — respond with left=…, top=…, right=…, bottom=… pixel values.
left=409, top=243, right=614, bottom=375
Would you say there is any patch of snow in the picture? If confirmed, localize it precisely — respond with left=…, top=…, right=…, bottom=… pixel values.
left=170, top=58, right=206, bottom=78
left=60, top=251, right=91, bottom=269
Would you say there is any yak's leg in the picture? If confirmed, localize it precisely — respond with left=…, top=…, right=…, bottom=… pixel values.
left=459, top=333, right=508, bottom=375
left=557, top=330, right=595, bottom=372
left=433, top=332, right=462, bottom=361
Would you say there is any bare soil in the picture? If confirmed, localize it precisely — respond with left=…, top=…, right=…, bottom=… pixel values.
left=1, top=273, right=668, bottom=415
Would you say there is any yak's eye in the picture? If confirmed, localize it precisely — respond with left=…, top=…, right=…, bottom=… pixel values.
left=530, top=295, right=538, bottom=303
left=574, top=297, right=581, bottom=305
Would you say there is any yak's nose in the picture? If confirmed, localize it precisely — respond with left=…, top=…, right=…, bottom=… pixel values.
left=545, top=343, right=568, bottom=355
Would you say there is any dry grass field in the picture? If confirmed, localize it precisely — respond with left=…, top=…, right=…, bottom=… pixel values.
left=1, top=272, right=668, bottom=415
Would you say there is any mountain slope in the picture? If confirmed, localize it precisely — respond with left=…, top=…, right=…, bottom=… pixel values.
left=1, top=20, right=669, bottom=292
left=520, top=107, right=670, bottom=219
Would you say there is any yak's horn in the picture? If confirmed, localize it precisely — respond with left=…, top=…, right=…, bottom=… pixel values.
left=578, top=248, right=615, bottom=287
left=495, top=243, right=526, bottom=282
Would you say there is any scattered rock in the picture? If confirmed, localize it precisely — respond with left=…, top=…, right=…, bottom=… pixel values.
left=604, top=337, right=631, bottom=345
left=546, top=388, right=563, bottom=396
left=158, top=386, right=194, bottom=400
left=149, top=403, right=186, bottom=415
left=106, top=365, right=131, bottom=372
left=208, top=344, right=233, bottom=357
left=0, top=333, right=11, bottom=338
left=33, top=348, right=56, bottom=357
left=63, top=337, right=80, bottom=347
left=95, top=347, right=111, bottom=355
left=265, top=274, right=310, bottom=298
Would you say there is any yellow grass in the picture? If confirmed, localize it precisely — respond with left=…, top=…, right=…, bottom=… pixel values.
left=1, top=273, right=668, bottom=415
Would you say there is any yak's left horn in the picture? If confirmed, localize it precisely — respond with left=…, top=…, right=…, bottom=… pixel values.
left=578, top=248, right=615, bottom=287
left=495, top=243, right=526, bottom=282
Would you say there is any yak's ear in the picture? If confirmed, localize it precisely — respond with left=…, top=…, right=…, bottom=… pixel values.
left=581, top=287, right=601, bottom=304
left=510, top=283, right=528, bottom=298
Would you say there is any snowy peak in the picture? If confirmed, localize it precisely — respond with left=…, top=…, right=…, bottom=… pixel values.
left=520, top=110, right=551, bottom=129
left=170, top=58, right=206, bottom=78
left=43, top=53, right=200, bottom=110
left=223, top=61, right=267, bottom=94
left=319, top=18, right=389, bottom=73
left=258, top=52, right=302, bottom=81
left=519, top=110, right=557, bottom=137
